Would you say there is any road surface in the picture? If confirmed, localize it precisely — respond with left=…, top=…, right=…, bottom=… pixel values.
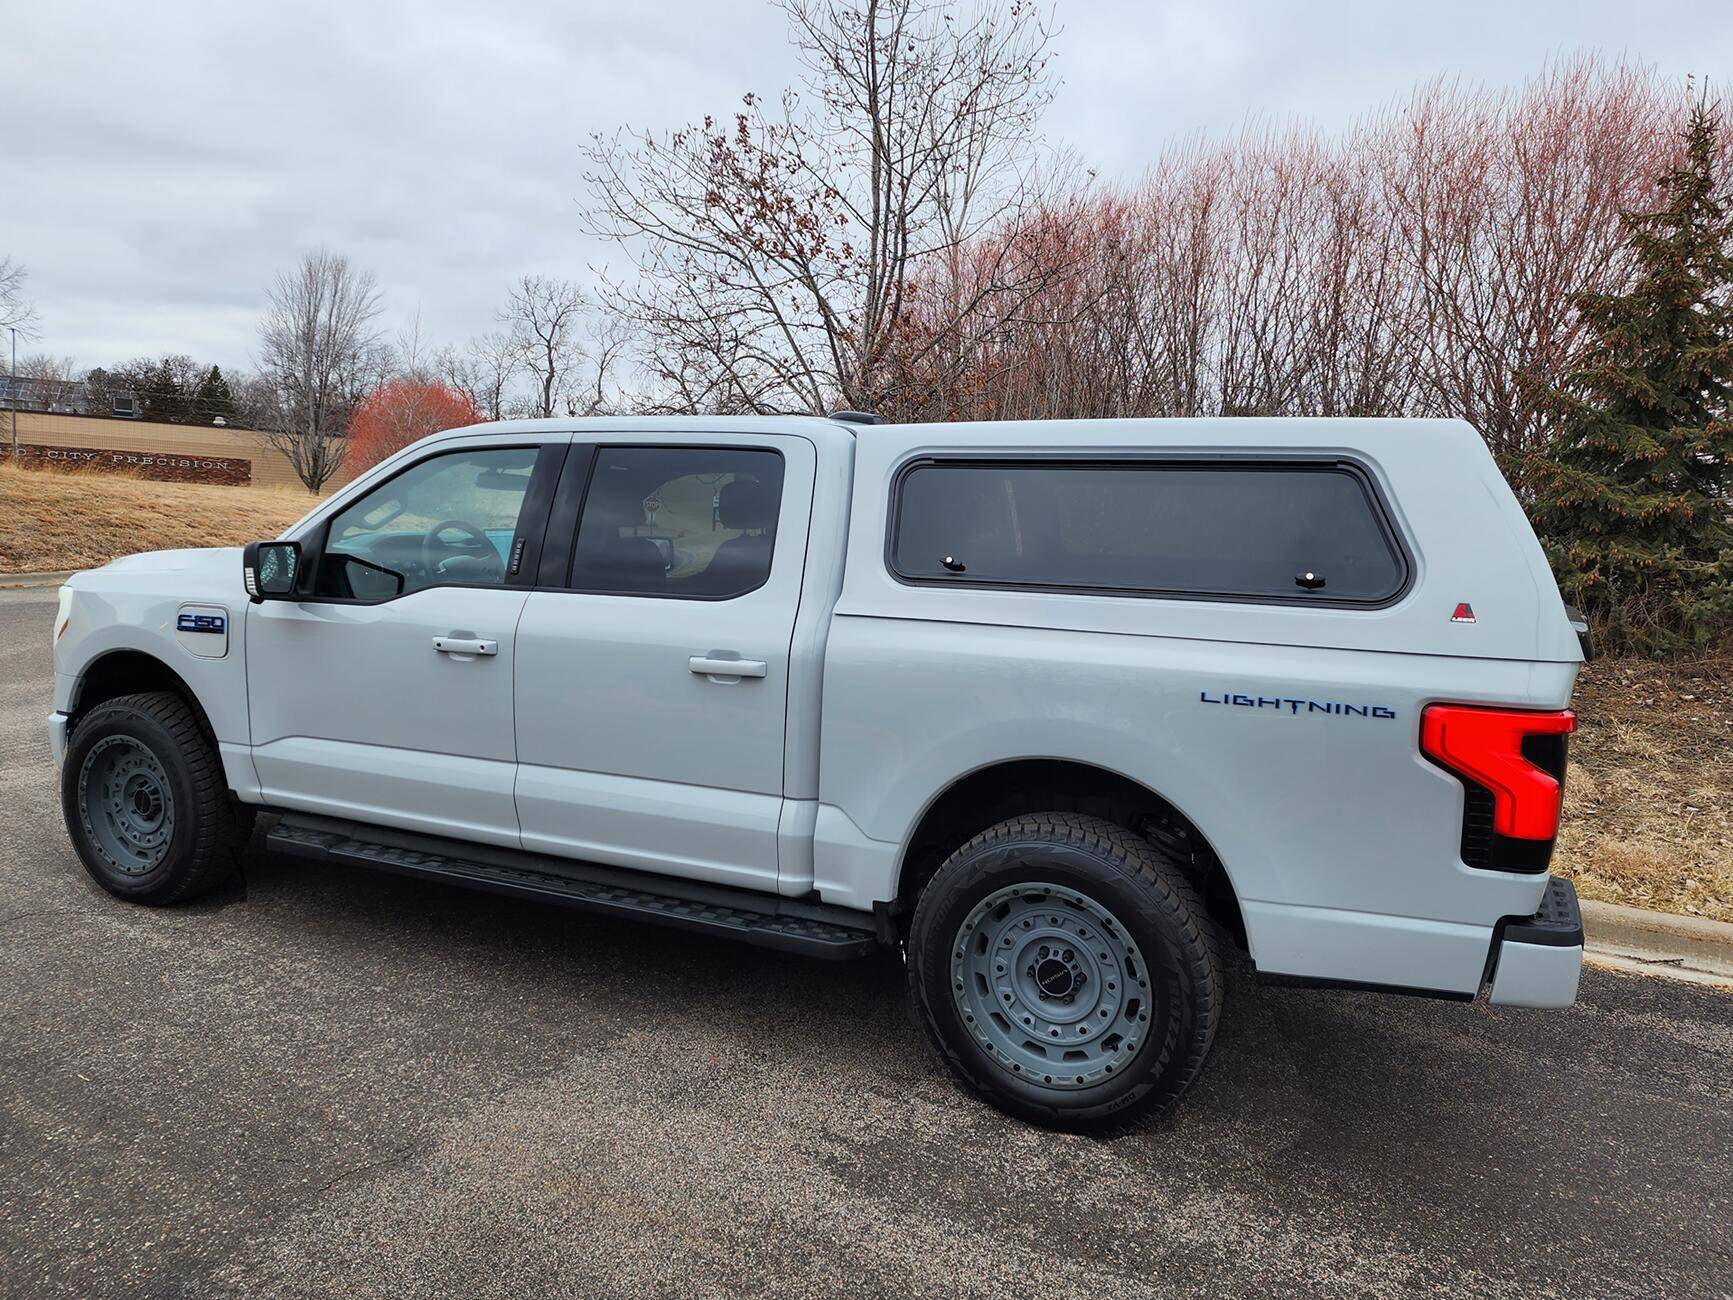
left=2, top=585, right=1728, bottom=1298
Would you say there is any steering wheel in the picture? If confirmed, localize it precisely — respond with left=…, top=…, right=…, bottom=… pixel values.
left=421, top=519, right=503, bottom=581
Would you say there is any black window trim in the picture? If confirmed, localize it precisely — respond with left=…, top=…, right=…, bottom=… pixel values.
left=538, top=441, right=790, bottom=603
left=883, top=451, right=1415, bottom=611
left=536, top=442, right=596, bottom=589
left=293, top=441, right=567, bottom=606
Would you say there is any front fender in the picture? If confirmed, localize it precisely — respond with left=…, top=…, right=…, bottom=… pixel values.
left=54, top=552, right=257, bottom=796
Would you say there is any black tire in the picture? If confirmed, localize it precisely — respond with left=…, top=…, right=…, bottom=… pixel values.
left=61, top=690, right=253, bottom=905
left=907, top=812, right=1222, bottom=1131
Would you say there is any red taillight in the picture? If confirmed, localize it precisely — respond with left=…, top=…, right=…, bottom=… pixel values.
left=1420, top=705, right=1576, bottom=840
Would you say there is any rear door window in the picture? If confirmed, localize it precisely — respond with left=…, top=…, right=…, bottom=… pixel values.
left=890, top=460, right=1406, bottom=604
left=568, top=447, right=784, bottom=598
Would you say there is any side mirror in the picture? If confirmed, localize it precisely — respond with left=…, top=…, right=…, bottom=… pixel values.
left=243, top=540, right=302, bottom=602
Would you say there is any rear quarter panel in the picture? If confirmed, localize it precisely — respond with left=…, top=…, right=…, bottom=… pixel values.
left=816, top=418, right=1582, bottom=995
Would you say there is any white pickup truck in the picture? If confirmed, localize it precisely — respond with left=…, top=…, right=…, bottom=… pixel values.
left=51, top=414, right=1588, bottom=1128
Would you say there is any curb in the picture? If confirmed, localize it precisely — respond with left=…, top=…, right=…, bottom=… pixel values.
left=1582, top=898, right=1733, bottom=983
left=0, top=570, right=76, bottom=589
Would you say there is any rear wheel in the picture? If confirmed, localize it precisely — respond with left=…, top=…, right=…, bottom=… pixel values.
left=907, top=813, right=1222, bottom=1130
left=61, top=691, right=253, bottom=905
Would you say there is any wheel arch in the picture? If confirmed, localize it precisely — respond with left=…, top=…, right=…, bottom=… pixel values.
left=68, top=649, right=221, bottom=750
left=892, top=757, right=1246, bottom=950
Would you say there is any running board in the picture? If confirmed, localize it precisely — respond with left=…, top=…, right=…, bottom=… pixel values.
left=265, top=814, right=882, bottom=960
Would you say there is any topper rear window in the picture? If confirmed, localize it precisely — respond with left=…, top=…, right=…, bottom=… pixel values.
left=888, top=459, right=1408, bottom=605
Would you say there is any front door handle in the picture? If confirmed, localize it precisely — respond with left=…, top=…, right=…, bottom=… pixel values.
left=689, top=655, right=767, bottom=680
left=433, top=636, right=498, bottom=657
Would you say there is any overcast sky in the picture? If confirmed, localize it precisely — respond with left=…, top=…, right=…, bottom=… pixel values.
left=5, top=0, right=1729, bottom=374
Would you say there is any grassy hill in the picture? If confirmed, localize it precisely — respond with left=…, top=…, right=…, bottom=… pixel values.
left=1560, top=659, right=1731, bottom=921
left=0, top=463, right=316, bottom=573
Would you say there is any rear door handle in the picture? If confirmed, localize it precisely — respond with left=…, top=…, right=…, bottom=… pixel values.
left=689, top=655, right=767, bottom=680
left=433, top=636, right=498, bottom=657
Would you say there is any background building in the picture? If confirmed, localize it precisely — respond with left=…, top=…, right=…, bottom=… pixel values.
left=2, top=408, right=343, bottom=491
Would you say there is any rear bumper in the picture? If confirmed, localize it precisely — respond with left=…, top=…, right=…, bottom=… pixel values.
left=1487, top=878, right=1583, bottom=1008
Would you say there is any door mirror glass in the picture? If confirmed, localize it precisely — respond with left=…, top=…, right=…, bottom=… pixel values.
left=243, top=540, right=301, bottom=601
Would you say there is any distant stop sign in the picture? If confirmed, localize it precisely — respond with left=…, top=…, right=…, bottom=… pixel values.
left=642, top=494, right=662, bottom=522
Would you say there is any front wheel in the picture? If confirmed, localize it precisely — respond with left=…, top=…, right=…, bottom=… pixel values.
left=61, top=691, right=253, bottom=905
left=907, top=813, right=1222, bottom=1131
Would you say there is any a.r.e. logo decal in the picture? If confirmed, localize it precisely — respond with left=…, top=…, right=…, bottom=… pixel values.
left=1450, top=602, right=1476, bottom=624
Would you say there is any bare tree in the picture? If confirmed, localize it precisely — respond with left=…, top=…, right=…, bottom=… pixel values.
left=502, top=275, right=589, bottom=418
left=439, top=331, right=519, bottom=421
left=394, top=310, right=435, bottom=382
left=0, top=257, right=37, bottom=338
left=885, top=52, right=1720, bottom=462
left=583, top=0, right=1057, bottom=414
left=1379, top=57, right=1698, bottom=469
left=232, top=371, right=286, bottom=435
left=565, top=312, right=631, bottom=416
left=255, top=250, right=385, bottom=492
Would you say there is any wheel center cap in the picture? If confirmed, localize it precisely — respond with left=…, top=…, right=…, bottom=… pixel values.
left=124, top=775, right=162, bottom=823
left=1034, top=957, right=1075, bottom=998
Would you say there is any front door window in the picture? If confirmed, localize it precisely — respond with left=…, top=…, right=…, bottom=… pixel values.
left=319, top=447, right=540, bottom=599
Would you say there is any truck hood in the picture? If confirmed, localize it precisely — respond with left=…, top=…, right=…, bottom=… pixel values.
left=94, top=546, right=244, bottom=577
left=73, top=547, right=248, bottom=605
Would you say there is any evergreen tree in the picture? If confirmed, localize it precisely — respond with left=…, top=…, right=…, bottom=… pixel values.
left=192, top=365, right=237, bottom=425
left=138, top=357, right=190, bottom=424
left=1529, top=99, right=1733, bottom=655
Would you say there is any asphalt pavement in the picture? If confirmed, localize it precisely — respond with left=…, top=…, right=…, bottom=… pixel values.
left=2, top=585, right=1729, bottom=1299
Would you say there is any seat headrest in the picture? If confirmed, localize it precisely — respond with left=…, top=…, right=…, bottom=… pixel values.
left=719, top=479, right=776, bottom=531
left=586, top=485, right=645, bottom=529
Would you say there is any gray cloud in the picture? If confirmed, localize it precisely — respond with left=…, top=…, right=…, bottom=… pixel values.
left=5, top=0, right=1727, bottom=371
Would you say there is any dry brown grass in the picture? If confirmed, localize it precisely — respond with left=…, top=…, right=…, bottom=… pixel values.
left=1559, top=656, right=1733, bottom=921
left=0, top=463, right=318, bottom=573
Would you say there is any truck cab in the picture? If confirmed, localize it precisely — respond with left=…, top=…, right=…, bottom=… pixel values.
left=50, top=414, right=1587, bottom=1130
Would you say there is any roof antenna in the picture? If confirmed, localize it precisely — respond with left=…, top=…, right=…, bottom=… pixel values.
left=829, top=410, right=884, bottom=426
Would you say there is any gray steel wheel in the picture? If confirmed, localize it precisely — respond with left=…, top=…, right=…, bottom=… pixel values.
left=61, top=690, right=252, bottom=905
left=951, top=882, right=1149, bottom=1090
left=907, top=812, right=1222, bottom=1131
left=78, top=734, right=177, bottom=876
